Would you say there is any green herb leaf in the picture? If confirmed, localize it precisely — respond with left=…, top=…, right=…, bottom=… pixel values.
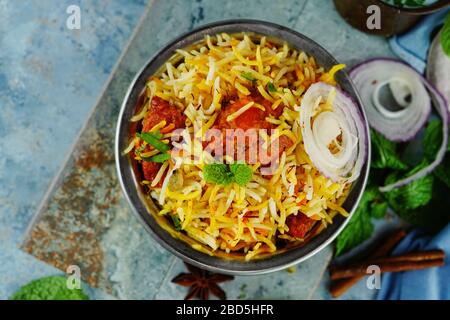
left=267, top=82, right=277, bottom=93
left=241, top=72, right=256, bottom=82
left=335, top=200, right=374, bottom=257
left=10, top=276, right=89, bottom=300
left=404, top=0, right=426, bottom=7
left=146, top=153, right=171, bottom=163
left=203, top=163, right=234, bottom=186
left=335, top=187, right=379, bottom=256
left=137, top=131, right=169, bottom=152
left=440, top=12, right=450, bottom=57
left=370, top=201, right=388, bottom=219
left=390, top=0, right=425, bottom=7
left=229, top=163, right=253, bottom=186
left=423, top=119, right=443, bottom=161
left=396, top=178, right=450, bottom=233
left=171, top=214, right=182, bottom=231
left=335, top=210, right=373, bottom=257
left=370, top=129, right=408, bottom=170
left=384, top=161, right=434, bottom=212
left=203, top=162, right=253, bottom=186
left=337, top=116, right=447, bottom=256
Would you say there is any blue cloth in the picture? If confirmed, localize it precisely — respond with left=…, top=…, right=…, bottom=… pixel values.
left=389, top=8, right=449, bottom=72
left=377, top=223, right=450, bottom=300
left=381, top=7, right=450, bottom=300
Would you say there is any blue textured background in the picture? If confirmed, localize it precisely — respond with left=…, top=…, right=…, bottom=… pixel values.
left=1, top=0, right=395, bottom=300
left=0, top=0, right=147, bottom=299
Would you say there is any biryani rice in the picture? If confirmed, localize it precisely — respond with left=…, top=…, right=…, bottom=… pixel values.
left=126, top=33, right=351, bottom=260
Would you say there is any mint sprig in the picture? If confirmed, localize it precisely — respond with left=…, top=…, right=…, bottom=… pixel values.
left=335, top=186, right=386, bottom=256
left=371, top=129, right=407, bottom=170
left=335, top=120, right=450, bottom=256
left=203, top=163, right=253, bottom=186
left=384, top=161, right=434, bottom=212
left=10, top=276, right=89, bottom=300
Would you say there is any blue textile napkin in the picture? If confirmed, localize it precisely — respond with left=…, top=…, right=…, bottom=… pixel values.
left=377, top=224, right=450, bottom=300
left=389, top=8, right=449, bottom=72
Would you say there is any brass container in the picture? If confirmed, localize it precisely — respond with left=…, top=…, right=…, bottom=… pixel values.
left=334, top=0, right=450, bottom=37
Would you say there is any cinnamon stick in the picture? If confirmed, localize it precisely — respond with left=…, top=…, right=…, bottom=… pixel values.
left=329, top=229, right=406, bottom=298
left=330, top=253, right=445, bottom=281
left=370, top=250, right=445, bottom=263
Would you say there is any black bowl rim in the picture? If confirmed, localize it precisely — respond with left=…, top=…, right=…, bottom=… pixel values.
left=115, top=19, right=371, bottom=275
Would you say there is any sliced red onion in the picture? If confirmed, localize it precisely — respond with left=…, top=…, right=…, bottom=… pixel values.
left=299, top=82, right=367, bottom=183
left=349, top=58, right=448, bottom=192
left=379, top=80, right=448, bottom=192
left=427, top=30, right=450, bottom=118
left=349, top=58, right=431, bottom=142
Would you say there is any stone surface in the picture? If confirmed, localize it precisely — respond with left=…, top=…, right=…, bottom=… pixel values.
left=155, top=247, right=333, bottom=300
left=1, top=0, right=395, bottom=300
left=0, top=0, right=147, bottom=300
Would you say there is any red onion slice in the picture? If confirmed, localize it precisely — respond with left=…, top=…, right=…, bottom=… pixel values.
left=349, top=58, right=448, bottom=192
left=349, top=58, right=431, bottom=142
left=427, top=30, right=450, bottom=117
left=299, top=82, right=367, bottom=183
left=379, top=80, right=448, bottom=192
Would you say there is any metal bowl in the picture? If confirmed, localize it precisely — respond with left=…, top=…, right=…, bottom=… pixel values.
left=115, top=20, right=370, bottom=275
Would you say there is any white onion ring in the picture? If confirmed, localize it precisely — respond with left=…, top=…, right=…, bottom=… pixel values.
left=380, top=80, right=449, bottom=192
left=299, top=82, right=367, bottom=183
left=427, top=30, right=450, bottom=117
left=350, top=58, right=448, bottom=192
left=350, top=58, right=431, bottom=142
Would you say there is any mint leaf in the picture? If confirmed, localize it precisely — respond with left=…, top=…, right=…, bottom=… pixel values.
left=203, top=163, right=234, bottom=186
left=395, top=177, right=450, bottom=233
left=370, top=201, right=389, bottom=219
left=423, top=119, right=443, bottom=161
left=335, top=184, right=390, bottom=256
left=384, top=162, right=434, bottom=212
left=370, top=129, right=408, bottom=170
left=404, top=0, right=426, bottom=7
left=204, top=163, right=253, bottom=186
left=10, top=276, right=89, bottom=300
left=335, top=187, right=379, bottom=256
left=229, top=163, right=253, bottom=186
left=335, top=202, right=374, bottom=257
left=390, top=0, right=425, bottom=7
left=370, top=201, right=388, bottom=219
left=441, top=12, right=450, bottom=57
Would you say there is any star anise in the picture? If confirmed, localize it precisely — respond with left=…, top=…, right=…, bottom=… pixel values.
left=171, top=263, right=234, bottom=300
